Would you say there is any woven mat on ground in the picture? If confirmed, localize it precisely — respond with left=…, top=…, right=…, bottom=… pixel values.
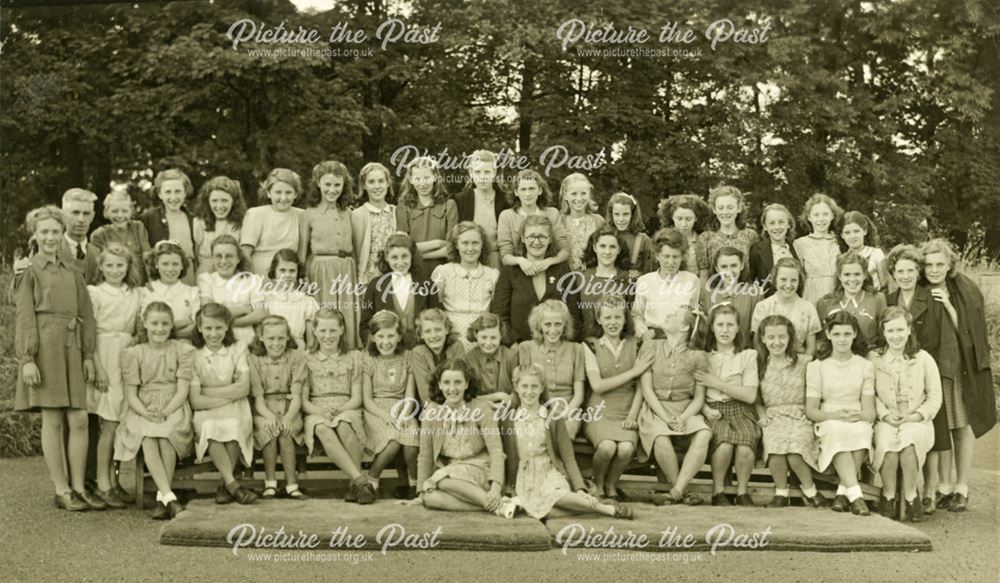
left=545, top=505, right=932, bottom=553
left=160, top=499, right=551, bottom=551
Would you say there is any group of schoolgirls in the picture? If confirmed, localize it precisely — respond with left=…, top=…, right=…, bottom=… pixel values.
left=14, top=154, right=994, bottom=525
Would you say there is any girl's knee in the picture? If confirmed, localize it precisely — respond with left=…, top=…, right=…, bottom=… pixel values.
left=66, top=411, right=89, bottom=432
left=736, top=445, right=755, bottom=459
left=617, top=442, right=636, bottom=457
left=693, top=430, right=712, bottom=446
left=654, top=436, right=674, bottom=453
left=595, top=441, right=617, bottom=456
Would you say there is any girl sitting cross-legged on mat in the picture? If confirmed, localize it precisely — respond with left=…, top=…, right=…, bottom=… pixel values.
left=413, top=358, right=513, bottom=516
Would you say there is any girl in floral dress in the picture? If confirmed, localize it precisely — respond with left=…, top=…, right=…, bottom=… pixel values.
left=558, top=173, right=605, bottom=271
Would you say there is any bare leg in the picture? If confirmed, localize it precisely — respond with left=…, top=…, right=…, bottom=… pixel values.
left=423, top=489, right=484, bottom=512
left=767, top=454, right=789, bottom=490
left=41, top=409, right=70, bottom=494
left=434, top=478, right=491, bottom=507
left=592, top=441, right=616, bottom=494
left=938, top=447, right=954, bottom=490
left=880, top=452, right=899, bottom=498
left=157, top=438, right=176, bottom=485
left=66, top=409, right=89, bottom=492
left=261, top=439, right=278, bottom=482
left=607, top=442, right=635, bottom=494
left=734, top=446, right=755, bottom=495
left=141, top=438, right=172, bottom=495
left=551, top=492, right=615, bottom=517
left=208, top=440, right=236, bottom=484
left=923, top=451, right=940, bottom=498
left=952, top=426, right=975, bottom=491
left=403, top=445, right=418, bottom=481
left=851, top=449, right=867, bottom=481
left=787, top=454, right=816, bottom=489
left=711, top=443, right=734, bottom=494
left=96, top=419, right=117, bottom=491
left=278, top=434, right=297, bottom=486
left=652, top=436, right=679, bottom=486
left=315, top=426, right=362, bottom=479
left=900, top=446, right=919, bottom=501
left=565, top=419, right=581, bottom=440
left=336, top=424, right=364, bottom=468
left=369, top=441, right=401, bottom=480
left=832, top=451, right=859, bottom=488
left=675, top=430, right=711, bottom=494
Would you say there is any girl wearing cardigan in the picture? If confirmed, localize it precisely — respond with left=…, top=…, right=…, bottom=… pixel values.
left=500, top=364, right=634, bottom=519
left=414, top=359, right=512, bottom=516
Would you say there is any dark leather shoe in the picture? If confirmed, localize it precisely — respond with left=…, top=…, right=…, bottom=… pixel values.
left=344, top=482, right=358, bottom=502
left=831, top=495, right=849, bottom=512
left=922, top=496, right=936, bottom=514
left=850, top=497, right=870, bottom=516
left=948, top=492, right=968, bottom=512
left=613, top=503, right=634, bottom=519
left=803, top=495, right=828, bottom=508
left=113, top=485, right=134, bottom=504
left=54, top=492, right=89, bottom=511
left=75, top=489, right=108, bottom=511
left=711, top=493, right=732, bottom=506
left=767, top=495, right=789, bottom=508
left=356, top=480, right=377, bottom=505
left=906, top=498, right=925, bottom=522
left=734, top=494, right=755, bottom=507
left=94, top=488, right=127, bottom=509
left=935, top=492, right=953, bottom=510
left=230, top=485, right=258, bottom=505
left=166, top=500, right=184, bottom=518
left=215, top=484, right=233, bottom=505
left=878, top=495, right=897, bottom=519
left=151, top=502, right=170, bottom=520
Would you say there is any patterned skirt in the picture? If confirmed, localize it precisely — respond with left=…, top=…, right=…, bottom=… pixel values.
left=637, top=399, right=709, bottom=462
left=943, top=375, right=969, bottom=430
left=516, top=452, right=571, bottom=519
left=705, top=400, right=761, bottom=449
left=760, top=404, right=820, bottom=469
left=303, top=395, right=365, bottom=456
left=307, top=255, right=360, bottom=351
left=363, top=396, right=420, bottom=454
left=252, top=394, right=305, bottom=450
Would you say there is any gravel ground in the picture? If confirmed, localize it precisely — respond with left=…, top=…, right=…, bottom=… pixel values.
left=4, top=430, right=998, bottom=583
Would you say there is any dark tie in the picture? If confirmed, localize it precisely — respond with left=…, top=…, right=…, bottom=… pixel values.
left=76, top=243, right=85, bottom=260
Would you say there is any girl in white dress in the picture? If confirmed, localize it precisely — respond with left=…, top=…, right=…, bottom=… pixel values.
left=198, top=234, right=268, bottom=345
left=142, top=240, right=200, bottom=340
left=87, top=243, right=142, bottom=508
left=805, top=311, right=876, bottom=516
left=189, top=303, right=258, bottom=505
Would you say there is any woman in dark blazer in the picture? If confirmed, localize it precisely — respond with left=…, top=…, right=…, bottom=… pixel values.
left=916, top=239, right=996, bottom=512
left=358, top=232, right=434, bottom=349
left=885, top=244, right=959, bottom=512
left=490, top=214, right=581, bottom=344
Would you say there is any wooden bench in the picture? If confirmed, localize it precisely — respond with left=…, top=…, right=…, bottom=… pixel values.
left=133, top=438, right=880, bottom=509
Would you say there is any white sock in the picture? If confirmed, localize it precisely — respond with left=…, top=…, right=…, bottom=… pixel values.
left=369, top=477, right=380, bottom=490
left=285, top=483, right=299, bottom=494
left=954, top=484, right=969, bottom=497
left=408, top=478, right=417, bottom=487
left=836, top=484, right=846, bottom=496
left=774, top=488, right=789, bottom=497
left=161, top=491, right=177, bottom=504
left=846, top=485, right=863, bottom=502
left=155, top=491, right=164, bottom=503
left=938, top=483, right=953, bottom=495
left=265, top=480, right=278, bottom=489
left=801, top=485, right=818, bottom=498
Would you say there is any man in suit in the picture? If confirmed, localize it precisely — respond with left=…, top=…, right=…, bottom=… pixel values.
left=453, top=150, right=509, bottom=269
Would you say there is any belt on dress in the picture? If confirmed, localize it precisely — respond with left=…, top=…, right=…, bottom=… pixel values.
left=313, top=252, right=353, bottom=258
